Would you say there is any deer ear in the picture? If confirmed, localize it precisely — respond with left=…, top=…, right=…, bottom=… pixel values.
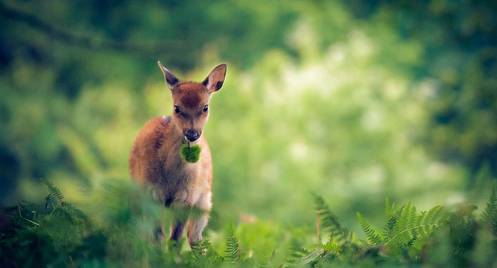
left=158, top=61, right=180, bottom=89
left=202, top=64, right=227, bottom=93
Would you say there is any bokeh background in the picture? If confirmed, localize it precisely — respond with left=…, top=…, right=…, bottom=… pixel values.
left=1, top=0, right=497, bottom=265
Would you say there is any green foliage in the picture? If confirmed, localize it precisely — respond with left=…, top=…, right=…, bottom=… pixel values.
left=191, top=239, right=223, bottom=265
left=44, top=180, right=64, bottom=203
left=313, top=194, right=351, bottom=245
left=223, top=227, right=240, bottom=263
left=0, top=182, right=96, bottom=267
left=4, top=183, right=497, bottom=267
left=357, top=213, right=383, bottom=245
left=447, top=205, right=479, bottom=267
left=283, top=196, right=356, bottom=266
left=482, top=185, right=497, bottom=236
left=282, top=195, right=452, bottom=265
left=285, top=242, right=311, bottom=266
left=180, top=144, right=202, bottom=163
left=358, top=202, right=448, bottom=259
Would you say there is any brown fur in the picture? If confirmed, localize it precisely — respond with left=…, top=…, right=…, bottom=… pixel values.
left=129, top=63, right=226, bottom=246
left=177, top=83, right=206, bottom=108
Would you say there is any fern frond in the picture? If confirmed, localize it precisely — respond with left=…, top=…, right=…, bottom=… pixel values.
left=43, top=181, right=65, bottom=213
left=417, top=205, right=445, bottom=238
left=384, top=204, right=447, bottom=247
left=300, top=248, right=324, bottom=265
left=393, top=203, right=417, bottom=245
left=323, top=239, right=341, bottom=255
left=192, top=239, right=211, bottom=258
left=191, top=239, right=223, bottom=264
left=44, top=180, right=64, bottom=201
left=284, top=240, right=312, bottom=267
left=59, top=203, right=91, bottom=225
left=313, top=194, right=348, bottom=244
left=45, top=193, right=60, bottom=212
left=224, top=227, right=240, bottom=262
left=384, top=197, right=398, bottom=218
left=383, top=213, right=398, bottom=239
left=357, top=213, right=383, bottom=245
left=285, top=248, right=307, bottom=266
left=482, top=185, right=497, bottom=236
left=191, top=239, right=209, bottom=258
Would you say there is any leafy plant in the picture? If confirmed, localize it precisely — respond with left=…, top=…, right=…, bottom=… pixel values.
left=313, top=194, right=352, bottom=246
left=482, top=185, right=497, bottom=236
left=191, top=239, right=223, bottom=265
left=4, top=183, right=497, bottom=267
left=357, top=201, right=448, bottom=259
left=224, top=226, right=241, bottom=262
left=0, top=181, right=98, bottom=267
left=285, top=195, right=451, bottom=266
left=357, top=213, right=383, bottom=245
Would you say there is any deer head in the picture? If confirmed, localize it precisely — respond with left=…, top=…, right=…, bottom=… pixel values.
left=158, top=61, right=227, bottom=142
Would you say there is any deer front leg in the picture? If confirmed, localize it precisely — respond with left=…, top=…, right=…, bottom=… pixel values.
left=187, top=211, right=210, bottom=245
left=187, top=192, right=211, bottom=246
left=169, top=198, right=190, bottom=243
left=170, top=219, right=186, bottom=241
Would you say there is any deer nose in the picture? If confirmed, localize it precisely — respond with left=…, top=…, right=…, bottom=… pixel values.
left=185, top=129, right=200, bottom=142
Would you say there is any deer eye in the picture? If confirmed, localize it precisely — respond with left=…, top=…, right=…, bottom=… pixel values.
left=174, top=105, right=180, bottom=114
left=203, top=105, right=209, bottom=113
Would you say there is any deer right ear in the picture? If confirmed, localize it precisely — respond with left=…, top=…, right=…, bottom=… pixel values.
left=202, top=63, right=227, bottom=93
left=158, top=61, right=180, bottom=89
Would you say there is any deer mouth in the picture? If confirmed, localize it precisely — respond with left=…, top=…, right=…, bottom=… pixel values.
left=183, top=135, right=200, bottom=145
left=184, top=129, right=201, bottom=143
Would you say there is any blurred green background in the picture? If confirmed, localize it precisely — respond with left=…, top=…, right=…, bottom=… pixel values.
left=1, top=0, right=496, bottom=265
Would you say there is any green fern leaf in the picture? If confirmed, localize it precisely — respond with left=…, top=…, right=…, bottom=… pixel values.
left=45, top=193, right=60, bottom=212
left=43, top=181, right=65, bottom=212
left=384, top=197, right=398, bottom=218
left=389, top=203, right=417, bottom=246
left=300, top=248, right=325, bottom=264
left=482, top=185, right=497, bottom=236
left=383, top=214, right=398, bottom=240
left=313, top=194, right=348, bottom=243
left=417, top=205, right=445, bottom=238
left=224, top=227, right=240, bottom=262
left=284, top=241, right=310, bottom=266
left=59, top=203, right=91, bottom=226
left=357, top=213, right=383, bottom=245
left=44, top=180, right=64, bottom=201
left=191, top=239, right=210, bottom=258
left=385, top=204, right=447, bottom=247
left=323, top=239, right=342, bottom=255
left=192, top=239, right=224, bottom=264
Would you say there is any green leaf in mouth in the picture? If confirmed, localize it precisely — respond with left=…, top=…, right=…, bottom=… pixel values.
left=180, top=143, right=202, bottom=163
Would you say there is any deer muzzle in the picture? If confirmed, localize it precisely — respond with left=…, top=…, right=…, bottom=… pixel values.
left=184, top=129, right=200, bottom=142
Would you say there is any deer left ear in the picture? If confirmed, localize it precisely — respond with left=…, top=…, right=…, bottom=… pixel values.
left=202, top=64, right=227, bottom=93
left=158, top=61, right=180, bottom=89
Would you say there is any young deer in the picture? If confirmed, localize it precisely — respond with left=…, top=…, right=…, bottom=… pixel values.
left=129, top=62, right=227, bottom=246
